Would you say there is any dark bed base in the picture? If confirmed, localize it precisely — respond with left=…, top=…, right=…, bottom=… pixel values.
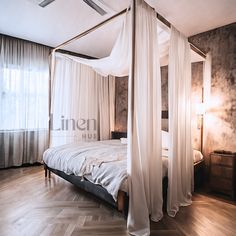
left=44, top=164, right=125, bottom=210
left=44, top=164, right=168, bottom=216
left=194, top=159, right=205, bottom=190
left=44, top=164, right=128, bottom=212
left=44, top=160, right=203, bottom=216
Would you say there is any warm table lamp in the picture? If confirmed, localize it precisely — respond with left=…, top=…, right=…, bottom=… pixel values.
left=196, top=103, right=205, bottom=152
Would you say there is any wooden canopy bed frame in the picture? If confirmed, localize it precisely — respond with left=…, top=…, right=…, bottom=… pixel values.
left=44, top=131, right=204, bottom=216
left=46, top=0, right=206, bottom=218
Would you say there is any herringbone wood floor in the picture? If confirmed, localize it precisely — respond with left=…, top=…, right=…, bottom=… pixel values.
left=0, top=166, right=235, bottom=236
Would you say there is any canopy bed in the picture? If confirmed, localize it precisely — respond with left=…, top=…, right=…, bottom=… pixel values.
left=43, top=133, right=204, bottom=212
left=44, top=0, right=209, bottom=235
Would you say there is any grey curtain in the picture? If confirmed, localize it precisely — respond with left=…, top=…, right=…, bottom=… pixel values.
left=0, top=35, right=50, bottom=168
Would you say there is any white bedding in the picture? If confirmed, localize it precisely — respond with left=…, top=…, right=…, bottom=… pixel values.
left=43, top=139, right=203, bottom=201
left=160, top=131, right=204, bottom=163
left=43, top=140, right=168, bottom=201
left=161, top=148, right=203, bottom=163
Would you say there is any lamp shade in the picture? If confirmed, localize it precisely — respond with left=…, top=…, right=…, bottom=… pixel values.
left=196, top=103, right=205, bottom=115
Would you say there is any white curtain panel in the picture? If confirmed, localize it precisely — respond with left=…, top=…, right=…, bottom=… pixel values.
left=0, top=35, right=50, bottom=168
left=97, top=73, right=115, bottom=140
left=127, top=0, right=163, bottom=235
left=167, top=26, right=193, bottom=217
left=50, top=55, right=115, bottom=147
left=108, top=77, right=115, bottom=132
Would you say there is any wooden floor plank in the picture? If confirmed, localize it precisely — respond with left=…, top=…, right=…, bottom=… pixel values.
left=0, top=166, right=235, bottom=236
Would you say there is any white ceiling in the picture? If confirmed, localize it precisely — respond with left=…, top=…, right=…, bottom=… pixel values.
left=0, top=0, right=236, bottom=58
left=146, top=0, right=236, bottom=37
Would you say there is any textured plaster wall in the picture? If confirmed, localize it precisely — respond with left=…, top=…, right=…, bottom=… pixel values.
left=114, top=68, right=169, bottom=132
left=160, top=66, right=169, bottom=131
left=115, top=76, right=128, bottom=132
left=161, top=66, right=168, bottom=111
left=114, top=64, right=204, bottom=138
left=191, top=62, right=204, bottom=150
left=189, top=23, right=236, bottom=167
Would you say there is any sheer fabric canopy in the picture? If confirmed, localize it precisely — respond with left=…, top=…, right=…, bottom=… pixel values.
left=50, top=54, right=115, bottom=147
left=127, top=1, right=163, bottom=235
left=54, top=10, right=173, bottom=77
left=56, top=11, right=204, bottom=77
left=55, top=12, right=131, bottom=77
left=52, top=3, right=163, bottom=233
left=167, top=26, right=193, bottom=217
left=50, top=0, right=205, bottom=235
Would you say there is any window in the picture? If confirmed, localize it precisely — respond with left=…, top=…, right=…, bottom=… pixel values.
left=0, top=67, right=49, bottom=130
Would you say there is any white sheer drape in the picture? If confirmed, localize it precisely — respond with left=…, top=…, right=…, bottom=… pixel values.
left=56, top=12, right=131, bottom=77
left=0, top=35, right=50, bottom=168
left=57, top=11, right=171, bottom=76
left=97, top=74, right=115, bottom=140
left=50, top=55, right=115, bottom=147
left=48, top=1, right=199, bottom=233
left=167, top=26, right=193, bottom=217
left=127, top=0, right=163, bottom=235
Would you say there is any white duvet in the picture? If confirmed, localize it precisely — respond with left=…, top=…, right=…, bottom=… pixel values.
left=43, top=140, right=168, bottom=201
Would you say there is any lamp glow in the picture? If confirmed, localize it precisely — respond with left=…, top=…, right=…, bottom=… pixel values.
left=196, top=103, right=205, bottom=115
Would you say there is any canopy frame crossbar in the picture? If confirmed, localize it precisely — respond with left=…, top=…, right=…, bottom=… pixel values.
left=53, top=8, right=128, bottom=52
left=156, top=12, right=206, bottom=59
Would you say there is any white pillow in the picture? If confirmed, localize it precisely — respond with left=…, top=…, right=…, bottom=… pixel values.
left=193, top=149, right=203, bottom=163
left=162, top=130, right=169, bottom=149
left=120, top=138, right=128, bottom=144
left=120, top=131, right=170, bottom=148
left=162, top=149, right=169, bottom=157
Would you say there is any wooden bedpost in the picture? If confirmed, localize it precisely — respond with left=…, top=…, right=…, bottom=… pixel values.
left=44, top=163, right=51, bottom=178
left=117, top=191, right=125, bottom=211
left=44, top=163, right=47, bottom=177
left=117, top=191, right=129, bottom=218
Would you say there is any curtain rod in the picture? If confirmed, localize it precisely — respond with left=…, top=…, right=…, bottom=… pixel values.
left=53, top=8, right=128, bottom=51
left=53, top=4, right=206, bottom=59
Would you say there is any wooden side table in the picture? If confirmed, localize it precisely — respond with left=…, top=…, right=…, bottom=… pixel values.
left=111, top=131, right=127, bottom=139
left=209, top=152, right=236, bottom=199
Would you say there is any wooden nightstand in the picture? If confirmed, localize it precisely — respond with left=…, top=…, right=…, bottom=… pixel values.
left=111, top=131, right=127, bottom=139
left=209, top=152, right=236, bottom=199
